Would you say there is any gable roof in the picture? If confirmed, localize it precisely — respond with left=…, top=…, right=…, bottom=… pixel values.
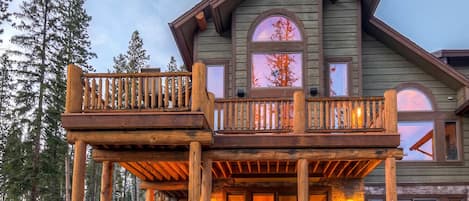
left=170, top=0, right=469, bottom=90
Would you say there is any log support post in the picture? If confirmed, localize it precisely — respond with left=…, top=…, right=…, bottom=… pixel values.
left=100, top=161, right=113, bottom=201
left=294, top=91, right=306, bottom=133
left=71, top=140, right=87, bottom=201
left=191, top=62, right=206, bottom=112
left=201, top=158, right=212, bottom=201
left=146, top=189, right=155, bottom=201
left=65, top=64, right=83, bottom=113
left=385, top=157, right=397, bottom=201
left=189, top=142, right=202, bottom=201
left=207, top=92, right=215, bottom=130
left=297, top=159, right=309, bottom=201
left=384, top=89, right=397, bottom=133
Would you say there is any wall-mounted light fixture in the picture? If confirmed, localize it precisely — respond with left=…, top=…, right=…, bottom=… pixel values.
left=330, top=0, right=338, bottom=4
left=237, top=88, right=245, bottom=98
left=310, top=87, right=318, bottom=97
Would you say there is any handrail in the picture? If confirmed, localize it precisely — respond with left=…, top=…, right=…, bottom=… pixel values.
left=83, top=72, right=192, bottom=78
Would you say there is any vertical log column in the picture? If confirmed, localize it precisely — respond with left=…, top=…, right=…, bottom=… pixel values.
left=191, top=62, right=206, bottom=112
left=294, top=91, right=306, bottom=133
left=100, top=161, right=113, bottom=201
left=71, top=141, right=87, bottom=201
left=384, top=89, right=397, bottom=133
left=146, top=189, right=155, bottom=201
left=297, top=159, right=309, bottom=201
left=65, top=64, right=83, bottom=113
left=201, top=159, right=212, bottom=201
left=189, top=142, right=202, bottom=201
left=385, top=157, right=397, bottom=201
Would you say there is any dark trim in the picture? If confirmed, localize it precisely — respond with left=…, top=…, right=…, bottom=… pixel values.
left=357, top=0, right=363, bottom=96
left=324, top=57, right=353, bottom=97
left=318, top=0, right=324, bottom=97
left=231, top=8, right=236, bottom=98
left=432, top=49, right=469, bottom=58
left=246, top=9, right=307, bottom=98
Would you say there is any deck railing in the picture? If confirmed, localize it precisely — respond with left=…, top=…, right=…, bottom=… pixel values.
left=214, top=98, right=294, bottom=133
left=81, top=72, right=192, bottom=112
left=305, top=97, right=385, bottom=132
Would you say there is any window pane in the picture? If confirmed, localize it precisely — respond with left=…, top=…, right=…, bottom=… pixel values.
left=445, top=122, right=459, bottom=160
left=228, top=194, right=245, bottom=201
left=397, top=88, right=433, bottom=111
left=398, top=121, right=434, bottom=160
left=329, top=63, right=348, bottom=96
left=252, top=16, right=301, bottom=41
left=253, top=193, right=274, bottom=201
left=207, top=65, right=224, bottom=98
left=310, top=195, right=327, bottom=201
left=279, top=195, right=296, bottom=201
left=252, top=53, right=302, bottom=88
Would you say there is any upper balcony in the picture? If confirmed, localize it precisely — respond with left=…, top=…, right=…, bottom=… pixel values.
left=62, top=62, right=400, bottom=149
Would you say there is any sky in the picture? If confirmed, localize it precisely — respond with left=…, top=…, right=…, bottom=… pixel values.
left=1, top=0, right=469, bottom=72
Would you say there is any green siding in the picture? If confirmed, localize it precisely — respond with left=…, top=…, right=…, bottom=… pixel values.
left=453, top=66, right=469, bottom=79
left=362, top=32, right=468, bottom=184
left=323, top=0, right=360, bottom=96
left=195, top=19, right=233, bottom=96
left=233, top=0, right=321, bottom=93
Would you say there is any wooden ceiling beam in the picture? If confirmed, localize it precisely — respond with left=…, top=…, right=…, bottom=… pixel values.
left=93, top=149, right=188, bottom=162
left=195, top=12, right=207, bottom=31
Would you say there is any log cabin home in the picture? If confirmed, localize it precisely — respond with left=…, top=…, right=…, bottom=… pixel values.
left=61, top=0, right=469, bottom=201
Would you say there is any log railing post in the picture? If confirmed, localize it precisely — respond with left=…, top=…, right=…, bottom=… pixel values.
left=146, top=189, right=155, bottom=201
left=100, top=161, right=113, bottom=201
left=191, top=62, right=206, bottom=112
left=207, top=92, right=215, bottom=130
left=297, top=159, right=309, bottom=201
left=189, top=142, right=201, bottom=201
left=71, top=141, right=87, bottom=201
left=294, top=91, right=306, bottom=133
left=66, top=64, right=84, bottom=113
left=385, top=157, right=397, bottom=201
left=384, top=89, right=397, bottom=133
left=200, top=158, right=212, bottom=201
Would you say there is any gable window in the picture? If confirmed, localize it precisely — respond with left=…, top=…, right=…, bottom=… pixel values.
left=249, top=11, right=304, bottom=97
left=396, top=84, right=460, bottom=162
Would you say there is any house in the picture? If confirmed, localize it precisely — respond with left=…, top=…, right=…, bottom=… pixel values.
left=61, top=0, right=469, bottom=201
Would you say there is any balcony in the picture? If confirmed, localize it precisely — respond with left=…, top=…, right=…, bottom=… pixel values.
left=62, top=62, right=399, bottom=148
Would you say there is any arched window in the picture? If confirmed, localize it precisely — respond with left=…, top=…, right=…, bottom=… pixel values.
left=249, top=10, right=305, bottom=97
left=396, top=85, right=436, bottom=161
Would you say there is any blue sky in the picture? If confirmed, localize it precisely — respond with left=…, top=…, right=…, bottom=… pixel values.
left=1, top=0, right=469, bottom=72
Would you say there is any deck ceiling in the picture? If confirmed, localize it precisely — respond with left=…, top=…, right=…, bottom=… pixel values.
left=120, top=159, right=382, bottom=183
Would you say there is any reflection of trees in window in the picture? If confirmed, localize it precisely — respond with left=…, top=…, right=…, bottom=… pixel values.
left=251, top=15, right=302, bottom=88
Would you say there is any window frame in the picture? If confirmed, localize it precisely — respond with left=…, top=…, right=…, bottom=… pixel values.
left=325, top=57, right=352, bottom=97
left=395, top=83, right=463, bottom=165
left=247, top=9, right=307, bottom=98
left=204, top=60, right=229, bottom=99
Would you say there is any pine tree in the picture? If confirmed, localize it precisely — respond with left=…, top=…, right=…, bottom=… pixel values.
left=126, top=30, right=149, bottom=73
left=0, top=0, right=12, bottom=43
left=10, top=0, right=61, bottom=199
left=113, top=53, right=128, bottom=73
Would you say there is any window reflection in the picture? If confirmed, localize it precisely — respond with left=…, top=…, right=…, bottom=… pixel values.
left=252, top=16, right=301, bottom=41
left=445, top=122, right=458, bottom=160
left=398, top=121, right=434, bottom=160
left=329, top=63, right=348, bottom=96
left=397, top=88, right=432, bottom=111
left=207, top=65, right=225, bottom=98
left=252, top=53, right=302, bottom=88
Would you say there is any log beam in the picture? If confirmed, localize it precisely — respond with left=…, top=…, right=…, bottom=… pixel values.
left=100, top=161, right=113, bottom=201
left=140, top=181, right=189, bottom=191
left=195, top=12, right=207, bottom=31
left=385, top=157, right=397, bottom=201
left=189, top=142, right=201, bottom=201
left=67, top=130, right=212, bottom=145
left=93, top=150, right=188, bottom=162
left=297, top=159, right=309, bottom=201
left=71, top=141, right=87, bottom=201
left=201, top=159, right=212, bottom=201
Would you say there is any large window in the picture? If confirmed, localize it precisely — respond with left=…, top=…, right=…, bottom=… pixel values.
left=207, top=64, right=225, bottom=98
left=397, top=84, right=460, bottom=162
left=249, top=11, right=304, bottom=96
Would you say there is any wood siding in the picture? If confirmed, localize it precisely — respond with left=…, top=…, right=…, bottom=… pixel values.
left=362, top=33, right=457, bottom=112
left=195, top=19, right=233, bottom=96
left=453, top=66, right=469, bottom=79
left=234, top=0, right=321, bottom=96
left=323, top=0, right=360, bottom=96
left=362, top=32, right=469, bottom=184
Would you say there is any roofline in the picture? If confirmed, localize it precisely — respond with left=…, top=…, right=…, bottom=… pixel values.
left=432, top=49, right=469, bottom=58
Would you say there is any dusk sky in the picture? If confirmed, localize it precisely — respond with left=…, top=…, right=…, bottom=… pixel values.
left=1, top=0, right=469, bottom=72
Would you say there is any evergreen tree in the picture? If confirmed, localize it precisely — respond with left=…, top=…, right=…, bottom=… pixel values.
left=11, top=0, right=62, bottom=199
left=112, top=53, right=128, bottom=73
left=126, top=30, right=149, bottom=73
left=0, top=0, right=12, bottom=42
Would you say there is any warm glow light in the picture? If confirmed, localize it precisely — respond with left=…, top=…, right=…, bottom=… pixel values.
left=352, top=107, right=364, bottom=128
left=346, top=199, right=354, bottom=201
